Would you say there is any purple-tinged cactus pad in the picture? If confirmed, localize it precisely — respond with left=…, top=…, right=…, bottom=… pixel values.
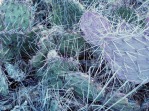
left=144, top=16, right=149, bottom=35
left=80, top=11, right=149, bottom=84
left=80, top=11, right=112, bottom=46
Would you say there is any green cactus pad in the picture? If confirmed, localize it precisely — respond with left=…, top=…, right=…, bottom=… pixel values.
left=59, top=33, right=86, bottom=57
left=0, top=33, right=25, bottom=62
left=0, top=66, right=8, bottom=96
left=50, top=0, right=84, bottom=28
left=64, top=72, right=104, bottom=102
left=30, top=51, right=46, bottom=68
left=4, top=62, right=25, bottom=81
left=0, top=0, right=33, bottom=30
left=103, top=92, right=140, bottom=111
left=116, top=7, right=137, bottom=23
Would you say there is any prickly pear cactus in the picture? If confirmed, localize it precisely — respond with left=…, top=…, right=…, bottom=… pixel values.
left=1, top=0, right=149, bottom=110
left=0, top=33, right=25, bottom=62
left=80, top=11, right=149, bottom=84
left=111, top=6, right=137, bottom=24
left=34, top=49, right=79, bottom=89
left=59, top=33, right=86, bottom=57
left=0, top=66, right=8, bottom=96
left=0, top=0, right=35, bottom=62
left=50, top=0, right=84, bottom=28
left=64, top=72, right=104, bottom=102
left=102, top=92, right=140, bottom=111
left=0, top=0, right=33, bottom=31
left=79, top=0, right=99, bottom=6
left=49, top=99, right=59, bottom=111
left=80, top=11, right=111, bottom=46
left=4, top=62, right=25, bottom=81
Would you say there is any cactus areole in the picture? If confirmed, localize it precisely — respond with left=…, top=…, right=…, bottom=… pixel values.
left=80, top=11, right=149, bottom=84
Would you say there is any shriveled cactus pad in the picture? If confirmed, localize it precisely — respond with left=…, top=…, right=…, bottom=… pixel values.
left=80, top=11, right=149, bottom=84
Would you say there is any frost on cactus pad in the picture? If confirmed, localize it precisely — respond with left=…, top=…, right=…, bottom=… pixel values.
left=80, top=11, right=149, bottom=84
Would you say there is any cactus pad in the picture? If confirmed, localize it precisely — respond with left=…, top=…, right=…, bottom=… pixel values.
left=50, top=0, right=84, bottom=28
left=80, top=11, right=149, bottom=84
left=0, top=66, right=8, bottom=95
left=0, top=0, right=33, bottom=30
